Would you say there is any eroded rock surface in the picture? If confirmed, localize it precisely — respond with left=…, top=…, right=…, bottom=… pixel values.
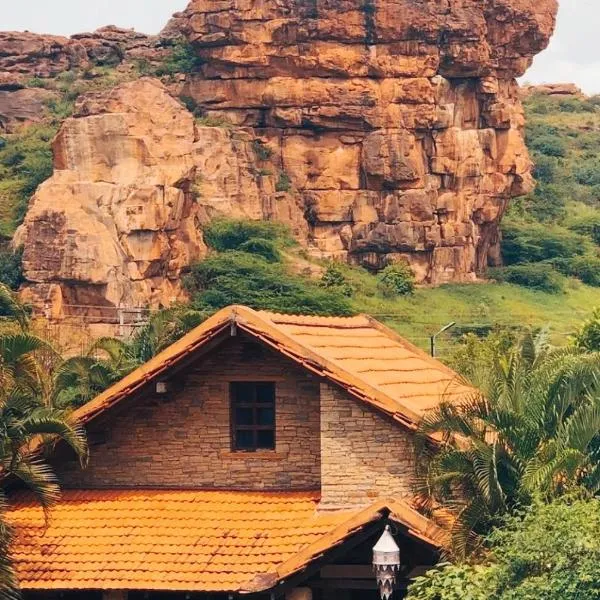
left=177, top=0, right=557, bottom=282
left=14, top=79, right=205, bottom=314
left=14, top=78, right=306, bottom=317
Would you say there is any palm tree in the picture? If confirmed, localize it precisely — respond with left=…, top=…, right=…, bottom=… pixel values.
left=0, top=285, right=87, bottom=598
left=418, top=330, right=600, bottom=558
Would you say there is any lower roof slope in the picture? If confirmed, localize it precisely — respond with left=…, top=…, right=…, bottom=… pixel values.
left=8, top=490, right=443, bottom=593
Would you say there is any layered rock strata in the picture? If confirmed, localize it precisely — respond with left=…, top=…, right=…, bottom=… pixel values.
left=176, top=0, right=558, bottom=282
left=14, top=78, right=305, bottom=317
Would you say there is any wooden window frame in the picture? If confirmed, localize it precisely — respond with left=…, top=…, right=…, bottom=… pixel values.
left=230, top=382, right=276, bottom=452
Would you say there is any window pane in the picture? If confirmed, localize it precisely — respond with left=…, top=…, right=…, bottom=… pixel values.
left=231, top=382, right=255, bottom=405
left=235, top=407, right=254, bottom=426
left=257, top=429, right=275, bottom=449
left=256, top=382, right=275, bottom=404
left=235, top=430, right=254, bottom=450
left=257, top=407, right=275, bottom=426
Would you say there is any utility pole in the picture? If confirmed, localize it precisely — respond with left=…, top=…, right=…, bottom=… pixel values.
left=430, top=322, right=456, bottom=357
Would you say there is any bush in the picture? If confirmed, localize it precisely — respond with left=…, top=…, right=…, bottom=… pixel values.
left=275, top=172, right=292, bottom=192
left=552, top=255, right=600, bottom=287
left=489, top=264, right=563, bottom=294
left=529, top=134, right=566, bottom=157
left=574, top=161, right=600, bottom=187
left=237, top=238, right=281, bottom=262
left=519, top=183, right=566, bottom=223
left=320, top=263, right=354, bottom=297
left=377, top=263, right=415, bottom=297
left=573, top=308, right=600, bottom=351
left=185, top=252, right=354, bottom=316
left=532, top=154, right=558, bottom=184
left=156, top=38, right=203, bottom=76
left=0, top=246, right=24, bottom=290
left=0, top=123, right=56, bottom=234
left=202, top=219, right=289, bottom=252
left=501, top=220, right=587, bottom=265
left=407, top=499, right=600, bottom=600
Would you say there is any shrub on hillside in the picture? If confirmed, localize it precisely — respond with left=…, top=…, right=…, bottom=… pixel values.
left=320, top=263, right=354, bottom=297
left=202, top=219, right=289, bottom=252
left=529, top=134, right=566, bottom=157
left=377, top=263, right=415, bottom=297
left=573, top=308, right=600, bottom=351
left=532, top=154, right=558, bottom=184
left=501, top=220, right=587, bottom=265
left=552, top=255, right=600, bottom=287
left=0, top=124, right=56, bottom=234
left=156, top=38, right=203, bottom=76
left=517, top=183, right=566, bottom=223
left=574, top=160, right=600, bottom=187
left=185, top=252, right=354, bottom=316
left=489, top=264, right=563, bottom=294
left=0, top=246, right=24, bottom=290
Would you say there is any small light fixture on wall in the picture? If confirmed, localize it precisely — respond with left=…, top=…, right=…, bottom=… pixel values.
left=373, top=525, right=401, bottom=599
left=156, top=381, right=168, bottom=395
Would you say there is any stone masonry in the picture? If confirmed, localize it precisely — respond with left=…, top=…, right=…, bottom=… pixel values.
left=55, top=335, right=321, bottom=490
left=319, top=382, right=415, bottom=508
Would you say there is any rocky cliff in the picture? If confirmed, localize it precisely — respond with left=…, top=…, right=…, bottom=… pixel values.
left=4, top=0, right=558, bottom=318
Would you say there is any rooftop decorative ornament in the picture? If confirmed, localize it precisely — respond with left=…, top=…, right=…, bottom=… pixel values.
left=373, top=525, right=401, bottom=599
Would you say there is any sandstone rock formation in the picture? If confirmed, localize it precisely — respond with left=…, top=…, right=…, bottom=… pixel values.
left=9, top=0, right=559, bottom=320
left=14, top=78, right=306, bottom=318
left=14, top=79, right=205, bottom=316
left=0, top=27, right=172, bottom=132
left=175, top=0, right=557, bottom=282
left=520, top=83, right=585, bottom=99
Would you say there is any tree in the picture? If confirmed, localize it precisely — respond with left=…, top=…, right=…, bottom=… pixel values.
left=573, top=307, right=600, bottom=351
left=407, top=498, right=600, bottom=600
left=0, top=284, right=87, bottom=598
left=417, top=331, right=600, bottom=557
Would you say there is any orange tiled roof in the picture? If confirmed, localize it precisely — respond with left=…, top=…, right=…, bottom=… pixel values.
left=8, top=490, right=444, bottom=592
left=72, top=306, right=470, bottom=433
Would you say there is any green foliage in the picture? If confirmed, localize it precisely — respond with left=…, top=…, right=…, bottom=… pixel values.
left=574, top=159, right=600, bottom=186
left=573, top=308, right=600, bottom=351
left=203, top=219, right=289, bottom=253
left=529, top=134, right=566, bottom=157
left=407, top=499, right=600, bottom=600
left=320, top=263, right=354, bottom=297
left=44, top=96, right=76, bottom=121
left=407, top=564, right=490, bottom=600
left=186, top=252, right=354, bottom=316
left=377, top=263, right=415, bottom=297
left=252, top=139, right=273, bottom=161
left=552, top=255, right=600, bottom=287
left=237, top=238, right=281, bottom=262
left=489, top=264, right=564, bottom=294
left=275, top=171, right=292, bottom=192
left=0, top=246, right=24, bottom=290
left=0, top=123, right=57, bottom=236
left=418, top=331, right=600, bottom=557
left=501, top=220, right=587, bottom=265
left=156, top=38, right=203, bottom=76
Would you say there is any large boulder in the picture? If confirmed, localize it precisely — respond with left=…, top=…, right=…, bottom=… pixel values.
left=176, top=0, right=557, bottom=282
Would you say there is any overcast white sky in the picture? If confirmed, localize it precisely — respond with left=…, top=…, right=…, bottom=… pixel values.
left=2, top=0, right=599, bottom=94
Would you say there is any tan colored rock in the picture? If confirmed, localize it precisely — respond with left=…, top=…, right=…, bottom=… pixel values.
left=14, top=79, right=206, bottom=315
left=0, top=88, right=58, bottom=131
left=178, top=0, right=558, bottom=283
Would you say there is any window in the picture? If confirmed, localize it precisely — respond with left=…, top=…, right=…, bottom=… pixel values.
left=230, top=382, right=276, bottom=451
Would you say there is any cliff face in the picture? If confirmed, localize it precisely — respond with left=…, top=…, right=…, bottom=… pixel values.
left=6, top=0, right=558, bottom=318
left=176, top=0, right=558, bottom=282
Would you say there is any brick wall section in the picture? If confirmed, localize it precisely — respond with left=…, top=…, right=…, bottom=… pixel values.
left=319, top=382, right=415, bottom=508
left=55, top=336, right=321, bottom=490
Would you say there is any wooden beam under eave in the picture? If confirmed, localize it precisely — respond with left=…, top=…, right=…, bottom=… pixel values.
left=102, top=592, right=127, bottom=600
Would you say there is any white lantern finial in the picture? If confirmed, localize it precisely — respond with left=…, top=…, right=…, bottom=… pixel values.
left=373, top=525, right=401, bottom=599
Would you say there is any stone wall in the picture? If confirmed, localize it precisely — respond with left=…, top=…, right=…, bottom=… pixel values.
left=319, top=383, right=414, bottom=508
left=55, top=335, right=321, bottom=490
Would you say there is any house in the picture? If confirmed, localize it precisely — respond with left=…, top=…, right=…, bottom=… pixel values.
left=7, top=305, right=470, bottom=600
